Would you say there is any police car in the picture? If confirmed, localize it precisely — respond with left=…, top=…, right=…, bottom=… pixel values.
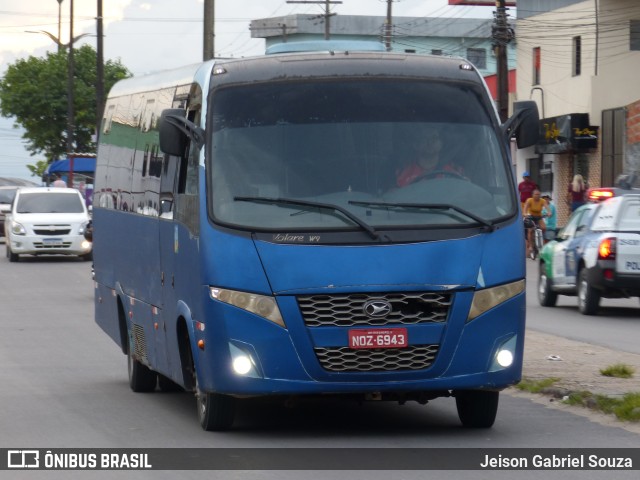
left=538, top=194, right=640, bottom=315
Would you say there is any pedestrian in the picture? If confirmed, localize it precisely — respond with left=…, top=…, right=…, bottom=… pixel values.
left=52, top=173, right=67, bottom=188
left=567, top=174, right=587, bottom=212
left=518, top=172, right=538, bottom=209
left=542, top=194, right=557, bottom=243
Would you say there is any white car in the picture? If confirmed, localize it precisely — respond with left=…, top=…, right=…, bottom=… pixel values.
left=4, top=187, right=92, bottom=262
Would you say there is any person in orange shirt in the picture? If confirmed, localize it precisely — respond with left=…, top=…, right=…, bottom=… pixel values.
left=396, top=126, right=463, bottom=187
left=523, top=189, right=549, bottom=258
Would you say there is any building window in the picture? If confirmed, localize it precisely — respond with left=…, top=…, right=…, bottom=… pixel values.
left=466, top=48, right=486, bottom=69
left=573, top=36, right=581, bottom=76
left=533, top=47, right=541, bottom=85
left=431, top=49, right=442, bottom=56
left=631, top=20, right=640, bottom=50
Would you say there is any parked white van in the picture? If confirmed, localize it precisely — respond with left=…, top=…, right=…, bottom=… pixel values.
left=4, top=187, right=92, bottom=262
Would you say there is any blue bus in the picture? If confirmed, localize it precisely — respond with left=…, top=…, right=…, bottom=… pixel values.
left=93, top=43, right=539, bottom=431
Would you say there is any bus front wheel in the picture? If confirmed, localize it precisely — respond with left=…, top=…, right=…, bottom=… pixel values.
left=455, top=390, right=499, bottom=428
left=195, top=377, right=235, bottom=431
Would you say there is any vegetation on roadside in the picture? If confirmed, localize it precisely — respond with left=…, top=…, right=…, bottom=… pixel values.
left=564, top=391, right=640, bottom=422
left=600, top=363, right=636, bottom=379
left=515, top=377, right=560, bottom=393
left=516, top=376, right=640, bottom=422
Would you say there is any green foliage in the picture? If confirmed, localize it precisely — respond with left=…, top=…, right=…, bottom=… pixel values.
left=600, top=363, right=635, bottom=379
left=26, top=160, right=49, bottom=178
left=515, top=377, right=560, bottom=393
left=0, top=45, right=130, bottom=162
left=564, top=391, right=640, bottom=422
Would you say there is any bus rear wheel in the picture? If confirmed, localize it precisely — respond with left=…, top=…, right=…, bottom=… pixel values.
left=455, top=390, right=499, bottom=428
left=127, top=348, right=157, bottom=392
left=195, top=377, right=235, bottom=431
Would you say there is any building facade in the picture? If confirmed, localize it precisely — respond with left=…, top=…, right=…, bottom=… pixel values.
left=515, top=0, right=640, bottom=224
left=250, top=14, right=517, bottom=79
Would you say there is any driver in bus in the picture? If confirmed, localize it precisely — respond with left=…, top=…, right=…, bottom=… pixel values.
left=396, top=125, right=464, bottom=187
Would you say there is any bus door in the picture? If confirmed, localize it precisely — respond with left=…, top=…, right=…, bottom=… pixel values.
left=157, top=151, right=182, bottom=376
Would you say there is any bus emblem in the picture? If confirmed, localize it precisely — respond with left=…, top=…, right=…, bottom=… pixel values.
left=363, top=300, right=392, bottom=318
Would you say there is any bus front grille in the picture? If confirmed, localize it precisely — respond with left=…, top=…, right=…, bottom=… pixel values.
left=314, top=345, right=439, bottom=372
left=297, top=292, right=451, bottom=327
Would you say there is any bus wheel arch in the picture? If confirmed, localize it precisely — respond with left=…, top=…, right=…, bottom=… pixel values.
left=119, top=296, right=157, bottom=392
left=176, top=316, right=195, bottom=392
left=116, top=296, right=129, bottom=355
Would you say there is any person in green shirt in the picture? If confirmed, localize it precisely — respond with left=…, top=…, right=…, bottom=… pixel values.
left=542, top=194, right=557, bottom=242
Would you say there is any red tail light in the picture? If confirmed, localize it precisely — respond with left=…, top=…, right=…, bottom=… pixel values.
left=598, top=238, right=616, bottom=260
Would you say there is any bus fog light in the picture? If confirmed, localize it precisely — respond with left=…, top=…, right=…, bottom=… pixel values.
left=490, top=335, right=517, bottom=372
left=229, top=343, right=261, bottom=378
left=232, top=356, right=253, bottom=375
left=496, top=349, right=513, bottom=368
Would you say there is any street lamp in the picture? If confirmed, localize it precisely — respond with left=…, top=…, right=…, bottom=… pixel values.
left=25, top=30, right=93, bottom=50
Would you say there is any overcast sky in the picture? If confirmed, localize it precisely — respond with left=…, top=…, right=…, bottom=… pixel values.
left=0, top=0, right=500, bottom=179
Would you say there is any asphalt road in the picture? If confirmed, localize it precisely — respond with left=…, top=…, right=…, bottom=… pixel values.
left=1, top=246, right=639, bottom=479
left=524, top=259, right=640, bottom=354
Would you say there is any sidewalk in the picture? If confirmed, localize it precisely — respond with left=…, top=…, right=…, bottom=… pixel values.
left=520, top=329, right=640, bottom=397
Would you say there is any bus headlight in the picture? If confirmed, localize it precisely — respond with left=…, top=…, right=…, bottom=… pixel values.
left=467, top=279, right=525, bottom=322
left=210, top=287, right=285, bottom=328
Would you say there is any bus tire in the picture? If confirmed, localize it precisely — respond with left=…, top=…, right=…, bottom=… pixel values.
left=127, top=348, right=157, bottom=392
left=455, top=390, right=499, bottom=428
left=538, top=263, right=558, bottom=307
left=578, top=269, right=600, bottom=315
left=196, top=376, right=235, bottom=431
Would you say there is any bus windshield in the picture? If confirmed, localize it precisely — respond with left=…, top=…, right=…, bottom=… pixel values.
left=209, top=79, right=515, bottom=231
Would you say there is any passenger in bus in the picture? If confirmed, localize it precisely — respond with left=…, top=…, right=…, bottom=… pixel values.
left=395, top=126, right=464, bottom=187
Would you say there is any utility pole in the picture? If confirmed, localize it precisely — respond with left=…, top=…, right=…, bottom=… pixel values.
left=203, top=0, right=215, bottom=60
left=287, top=0, right=343, bottom=40
left=96, top=0, right=104, bottom=140
left=384, top=0, right=393, bottom=51
left=492, top=0, right=513, bottom=122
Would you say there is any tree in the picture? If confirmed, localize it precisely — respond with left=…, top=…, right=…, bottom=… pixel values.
left=0, top=45, right=130, bottom=162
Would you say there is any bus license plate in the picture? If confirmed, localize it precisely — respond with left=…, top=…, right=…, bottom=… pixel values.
left=348, top=328, right=408, bottom=349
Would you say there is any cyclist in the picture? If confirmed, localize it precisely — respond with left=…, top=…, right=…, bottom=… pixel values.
left=523, top=189, right=549, bottom=258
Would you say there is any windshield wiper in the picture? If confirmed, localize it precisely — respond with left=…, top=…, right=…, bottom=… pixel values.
left=235, top=196, right=380, bottom=240
left=348, top=200, right=495, bottom=231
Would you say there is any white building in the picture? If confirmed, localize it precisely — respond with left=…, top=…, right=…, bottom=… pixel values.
left=515, top=0, right=640, bottom=224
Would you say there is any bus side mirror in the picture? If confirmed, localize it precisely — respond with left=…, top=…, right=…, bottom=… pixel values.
left=159, top=109, right=188, bottom=156
left=502, top=101, right=540, bottom=149
left=159, top=109, right=205, bottom=156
